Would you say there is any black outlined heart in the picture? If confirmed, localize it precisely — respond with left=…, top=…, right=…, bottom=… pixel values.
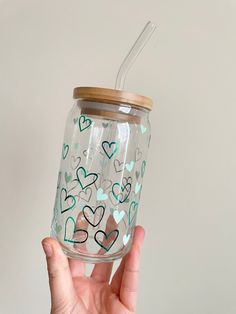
left=122, top=177, right=132, bottom=190
left=82, top=205, right=105, bottom=227
left=94, top=229, right=119, bottom=252
left=60, top=188, right=76, bottom=214
left=76, top=166, right=98, bottom=190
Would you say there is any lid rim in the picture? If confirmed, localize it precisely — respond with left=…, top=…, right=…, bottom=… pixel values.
left=73, top=86, right=153, bottom=111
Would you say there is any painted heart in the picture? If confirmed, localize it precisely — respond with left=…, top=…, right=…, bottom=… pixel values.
left=78, top=187, right=92, bottom=202
left=78, top=115, right=92, bottom=132
left=123, top=233, right=131, bottom=246
left=56, top=171, right=62, bottom=189
left=114, top=159, right=124, bottom=173
left=113, top=210, right=125, bottom=224
left=122, top=177, right=132, bottom=189
left=60, top=188, right=76, bottom=214
left=102, top=122, right=109, bottom=128
left=125, top=161, right=134, bottom=172
left=140, top=124, right=147, bottom=134
left=148, top=134, right=151, bottom=147
left=83, top=148, right=94, bottom=160
left=55, top=223, right=62, bottom=234
left=64, top=216, right=88, bottom=244
left=135, top=182, right=141, bottom=194
left=74, top=143, right=80, bottom=150
left=128, top=201, right=138, bottom=225
left=82, top=205, right=105, bottom=227
left=65, top=172, right=72, bottom=183
left=102, top=141, right=118, bottom=159
left=97, top=188, right=108, bottom=201
left=109, top=191, right=120, bottom=206
left=70, top=156, right=81, bottom=170
left=62, top=143, right=69, bottom=160
left=99, top=158, right=108, bottom=168
left=135, top=171, right=140, bottom=179
left=141, top=160, right=146, bottom=177
left=135, top=148, right=142, bottom=162
left=94, top=229, right=119, bottom=252
left=112, top=182, right=131, bottom=203
left=67, top=179, right=79, bottom=194
left=76, top=166, right=98, bottom=190
left=96, top=179, right=112, bottom=191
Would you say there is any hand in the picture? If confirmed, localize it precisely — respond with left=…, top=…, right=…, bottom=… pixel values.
left=41, top=226, right=145, bottom=314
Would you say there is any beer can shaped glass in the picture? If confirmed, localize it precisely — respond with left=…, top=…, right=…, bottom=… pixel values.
left=51, top=87, right=152, bottom=263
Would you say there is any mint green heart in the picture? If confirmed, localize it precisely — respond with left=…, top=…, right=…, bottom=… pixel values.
left=65, top=172, right=72, bottom=183
left=135, top=182, right=141, bottom=194
left=140, top=124, right=147, bottom=134
left=56, top=223, right=62, bottom=234
left=123, top=233, right=131, bottom=246
left=125, top=161, right=134, bottom=172
left=74, top=143, right=80, bottom=150
left=113, top=210, right=125, bottom=224
left=141, top=160, right=146, bottom=177
left=97, top=188, right=108, bottom=201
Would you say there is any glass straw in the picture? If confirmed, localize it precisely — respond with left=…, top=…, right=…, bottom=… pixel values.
left=115, top=21, right=156, bottom=90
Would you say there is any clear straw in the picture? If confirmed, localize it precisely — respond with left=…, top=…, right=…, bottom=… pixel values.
left=115, top=21, right=156, bottom=90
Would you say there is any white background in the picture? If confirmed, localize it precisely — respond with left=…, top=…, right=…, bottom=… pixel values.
left=0, top=1, right=236, bottom=313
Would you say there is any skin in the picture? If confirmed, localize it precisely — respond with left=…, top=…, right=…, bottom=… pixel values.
left=41, top=225, right=145, bottom=314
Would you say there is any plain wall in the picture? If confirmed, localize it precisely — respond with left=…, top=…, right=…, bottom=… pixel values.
left=0, top=0, right=236, bottom=313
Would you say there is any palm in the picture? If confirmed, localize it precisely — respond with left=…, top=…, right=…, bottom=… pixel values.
left=72, top=276, right=132, bottom=313
left=42, top=226, right=144, bottom=314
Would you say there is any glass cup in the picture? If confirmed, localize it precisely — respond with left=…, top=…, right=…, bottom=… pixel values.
left=51, top=87, right=152, bottom=263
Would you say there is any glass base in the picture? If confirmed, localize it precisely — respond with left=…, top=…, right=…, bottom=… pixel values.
left=51, top=229, right=132, bottom=264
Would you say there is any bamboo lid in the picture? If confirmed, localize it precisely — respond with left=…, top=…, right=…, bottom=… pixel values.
left=73, top=87, right=153, bottom=111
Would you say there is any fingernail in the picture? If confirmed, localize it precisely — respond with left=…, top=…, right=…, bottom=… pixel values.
left=42, top=242, right=53, bottom=257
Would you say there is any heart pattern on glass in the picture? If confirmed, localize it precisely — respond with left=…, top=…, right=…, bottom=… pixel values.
left=78, top=187, right=92, bottom=202
left=135, top=148, right=142, bottom=162
left=113, top=159, right=125, bottom=173
left=112, top=182, right=131, bottom=204
left=64, top=216, right=88, bottom=244
left=94, top=230, right=119, bottom=252
left=128, top=201, right=138, bottom=225
left=76, top=166, right=98, bottom=190
left=70, top=156, right=81, bottom=170
left=60, top=188, right=76, bottom=214
left=62, top=143, right=69, bottom=160
left=102, top=141, right=118, bottom=159
left=113, top=210, right=125, bottom=224
left=82, top=205, right=105, bottom=227
left=78, top=115, right=92, bottom=132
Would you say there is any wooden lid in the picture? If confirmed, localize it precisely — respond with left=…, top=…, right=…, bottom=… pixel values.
left=73, top=87, right=153, bottom=111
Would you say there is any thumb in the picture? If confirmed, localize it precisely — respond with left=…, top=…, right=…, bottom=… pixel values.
left=41, top=237, right=77, bottom=312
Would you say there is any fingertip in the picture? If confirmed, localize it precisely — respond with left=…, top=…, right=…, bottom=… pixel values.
left=133, top=225, right=145, bottom=247
left=41, top=237, right=64, bottom=258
